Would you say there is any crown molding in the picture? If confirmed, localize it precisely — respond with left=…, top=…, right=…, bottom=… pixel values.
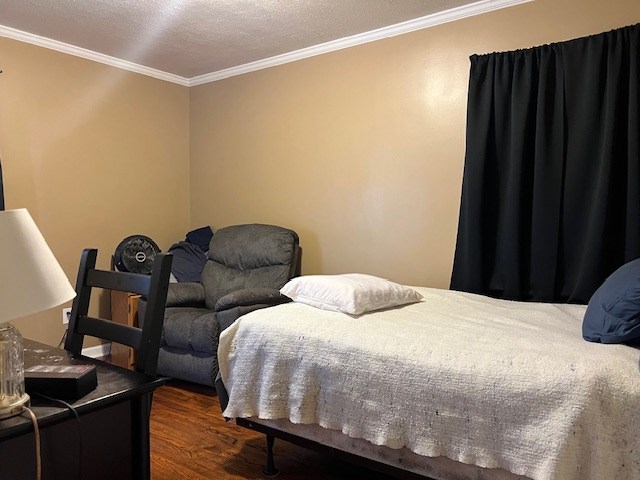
left=189, top=0, right=532, bottom=86
left=0, top=25, right=190, bottom=86
left=0, top=0, right=531, bottom=87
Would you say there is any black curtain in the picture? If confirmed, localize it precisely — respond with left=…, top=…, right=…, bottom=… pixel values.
left=450, top=24, right=640, bottom=304
left=0, top=158, right=4, bottom=211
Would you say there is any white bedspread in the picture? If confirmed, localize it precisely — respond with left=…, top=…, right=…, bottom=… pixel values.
left=218, top=287, right=640, bottom=480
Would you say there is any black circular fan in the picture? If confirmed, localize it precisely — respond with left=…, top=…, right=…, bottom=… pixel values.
left=114, top=235, right=161, bottom=274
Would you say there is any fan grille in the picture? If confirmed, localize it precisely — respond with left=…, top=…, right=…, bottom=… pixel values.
left=114, top=235, right=160, bottom=275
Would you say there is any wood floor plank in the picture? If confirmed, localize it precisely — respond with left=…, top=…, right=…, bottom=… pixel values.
left=150, top=381, right=396, bottom=480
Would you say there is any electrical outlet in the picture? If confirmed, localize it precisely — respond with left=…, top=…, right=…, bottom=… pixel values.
left=62, top=307, right=71, bottom=325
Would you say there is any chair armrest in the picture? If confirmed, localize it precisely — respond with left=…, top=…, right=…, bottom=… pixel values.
left=166, top=282, right=206, bottom=307
left=216, top=302, right=288, bottom=332
left=214, top=287, right=290, bottom=312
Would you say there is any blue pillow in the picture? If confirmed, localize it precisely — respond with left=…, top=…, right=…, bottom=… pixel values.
left=582, top=258, right=640, bottom=343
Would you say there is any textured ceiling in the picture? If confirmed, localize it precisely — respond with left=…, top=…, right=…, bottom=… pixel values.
left=0, top=0, right=484, bottom=79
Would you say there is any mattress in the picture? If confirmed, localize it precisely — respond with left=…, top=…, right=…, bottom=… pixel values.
left=218, top=287, right=640, bottom=480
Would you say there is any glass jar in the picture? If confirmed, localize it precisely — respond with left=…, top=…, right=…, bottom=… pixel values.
left=0, top=322, right=29, bottom=418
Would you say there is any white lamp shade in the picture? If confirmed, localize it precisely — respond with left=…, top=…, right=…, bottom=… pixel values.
left=0, top=209, right=76, bottom=322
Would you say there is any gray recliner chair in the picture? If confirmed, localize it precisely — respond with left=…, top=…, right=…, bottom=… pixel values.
left=154, top=224, right=300, bottom=386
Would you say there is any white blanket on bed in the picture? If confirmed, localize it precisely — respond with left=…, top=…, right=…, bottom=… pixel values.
left=218, top=287, right=640, bottom=480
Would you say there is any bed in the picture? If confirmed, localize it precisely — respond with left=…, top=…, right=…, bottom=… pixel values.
left=217, top=281, right=640, bottom=480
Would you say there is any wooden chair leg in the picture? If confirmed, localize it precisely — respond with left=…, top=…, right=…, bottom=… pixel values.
left=262, top=434, right=279, bottom=477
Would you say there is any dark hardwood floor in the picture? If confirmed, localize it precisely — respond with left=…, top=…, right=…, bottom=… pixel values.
left=150, top=381, right=397, bottom=480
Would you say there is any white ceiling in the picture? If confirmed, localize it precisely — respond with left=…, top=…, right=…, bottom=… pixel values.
left=0, top=0, right=529, bottom=85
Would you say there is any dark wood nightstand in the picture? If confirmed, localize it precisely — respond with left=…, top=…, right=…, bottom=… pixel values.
left=0, top=339, right=164, bottom=480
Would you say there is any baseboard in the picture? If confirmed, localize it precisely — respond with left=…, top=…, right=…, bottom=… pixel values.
left=81, top=343, right=110, bottom=359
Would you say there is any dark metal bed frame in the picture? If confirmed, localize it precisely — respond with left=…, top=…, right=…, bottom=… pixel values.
left=235, top=418, right=431, bottom=479
left=216, top=377, right=431, bottom=479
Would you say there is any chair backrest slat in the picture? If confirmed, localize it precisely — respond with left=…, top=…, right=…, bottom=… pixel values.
left=87, top=269, right=152, bottom=295
left=65, top=248, right=172, bottom=377
left=76, top=316, right=142, bottom=349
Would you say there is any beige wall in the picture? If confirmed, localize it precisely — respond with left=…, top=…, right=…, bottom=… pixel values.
left=0, top=38, right=190, bottom=346
left=2, top=0, right=639, bottom=347
left=189, top=0, right=640, bottom=288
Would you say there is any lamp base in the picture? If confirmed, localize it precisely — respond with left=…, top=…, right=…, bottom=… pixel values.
left=0, top=393, right=30, bottom=419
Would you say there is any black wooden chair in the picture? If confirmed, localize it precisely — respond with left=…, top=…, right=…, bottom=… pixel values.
left=65, top=248, right=173, bottom=376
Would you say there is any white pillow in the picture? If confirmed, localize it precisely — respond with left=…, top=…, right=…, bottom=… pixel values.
left=280, top=273, right=423, bottom=315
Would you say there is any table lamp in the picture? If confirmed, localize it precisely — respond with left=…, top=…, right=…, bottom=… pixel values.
left=0, top=208, right=77, bottom=418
